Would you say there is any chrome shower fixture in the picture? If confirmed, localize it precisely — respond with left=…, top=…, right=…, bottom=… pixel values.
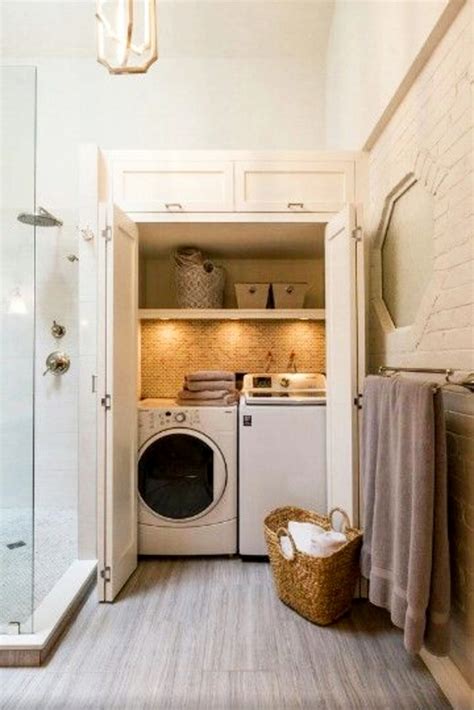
left=17, top=207, right=63, bottom=227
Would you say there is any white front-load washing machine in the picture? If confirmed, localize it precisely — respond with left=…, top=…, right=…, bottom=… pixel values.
left=138, top=399, right=237, bottom=555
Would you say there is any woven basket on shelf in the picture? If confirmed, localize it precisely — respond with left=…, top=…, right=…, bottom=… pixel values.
left=174, top=248, right=225, bottom=309
left=264, top=506, right=362, bottom=626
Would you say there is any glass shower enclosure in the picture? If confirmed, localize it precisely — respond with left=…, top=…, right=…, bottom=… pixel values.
left=0, top=66, right=37, bottom=634
left=1, top=67, right=88, bottom=653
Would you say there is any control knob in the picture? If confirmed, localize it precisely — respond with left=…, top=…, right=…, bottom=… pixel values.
left=175, top=412, right=186, bottom=423
left=280, top=377, right=290, bottom=388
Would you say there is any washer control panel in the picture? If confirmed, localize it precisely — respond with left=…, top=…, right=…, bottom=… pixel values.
left=154, top=409, right=200, bottom=429
left=138, top=407, right=203, bottom=444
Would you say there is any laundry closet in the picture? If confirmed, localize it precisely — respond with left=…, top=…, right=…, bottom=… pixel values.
left=79, top=148, right=366, bottom=601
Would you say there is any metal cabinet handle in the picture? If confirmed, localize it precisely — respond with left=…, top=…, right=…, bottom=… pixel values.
left=43, top=351, right=70, bottom=376
left=287, top=202, right=304, bottom=209
left=165, top=203, right=183, bottom=210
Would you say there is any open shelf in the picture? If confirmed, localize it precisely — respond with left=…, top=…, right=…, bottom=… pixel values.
left=138, top=308, right=325, bottom=321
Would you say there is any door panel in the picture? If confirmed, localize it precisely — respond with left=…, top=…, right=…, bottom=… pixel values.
left=112, top=160, right=234, bottom=212
left=98, top=204, right=138, bottom=601
left=239, top=404, right=327, bottom=556
left=235, top=161, right=354, bottom=212
left=325, top=205, right=364, bottom=525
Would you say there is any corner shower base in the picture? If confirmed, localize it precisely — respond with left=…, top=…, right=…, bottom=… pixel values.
left=0, top=560, right=96, bottom=666
left=0, top=508, right=77, bottom=631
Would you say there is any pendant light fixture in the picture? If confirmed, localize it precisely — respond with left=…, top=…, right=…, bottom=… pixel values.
left=96, top=0, right=158, bottom=74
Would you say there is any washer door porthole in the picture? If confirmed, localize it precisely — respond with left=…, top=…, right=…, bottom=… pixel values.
left=138, top=430, right=227, bottom=522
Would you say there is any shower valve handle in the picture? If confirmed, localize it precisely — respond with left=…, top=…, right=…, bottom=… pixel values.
left=43, top=351, right=71, bottom=376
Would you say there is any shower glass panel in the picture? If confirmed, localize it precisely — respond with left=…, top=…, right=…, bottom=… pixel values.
left=0, top=66, right=37, bottom=634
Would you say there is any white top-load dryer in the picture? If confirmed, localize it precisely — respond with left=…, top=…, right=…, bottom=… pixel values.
left=138, top=399, right=237, bottom=555
left=239, top=373, right=327, bottom=556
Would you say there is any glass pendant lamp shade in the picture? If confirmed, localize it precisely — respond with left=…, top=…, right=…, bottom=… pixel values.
left=96, top=0, right=158, bottom=74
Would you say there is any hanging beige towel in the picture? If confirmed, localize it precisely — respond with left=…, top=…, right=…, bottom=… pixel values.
left=185, top=371, right=235, bottom=382
left=186, top=380, right=236, bottom=392
left=360, top=375, right=450, bottom=656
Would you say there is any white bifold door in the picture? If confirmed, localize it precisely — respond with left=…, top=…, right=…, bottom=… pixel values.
left=97, top=204, right=139, bottom=601
left=325, top=204, right=365, bottom=527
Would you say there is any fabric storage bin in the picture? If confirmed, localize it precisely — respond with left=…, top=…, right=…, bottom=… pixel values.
left=272, top=282, right=308, bottom=309
left=175, top=248, right=225, bottom=308
left=264, top=506, right=362, bottom=625
left=235, top=283, right=270, bottom=309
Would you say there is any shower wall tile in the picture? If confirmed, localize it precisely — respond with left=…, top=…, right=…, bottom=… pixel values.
left=34, top=468, right=78, bottom=509
left=140, top=319, right=325, bottom=398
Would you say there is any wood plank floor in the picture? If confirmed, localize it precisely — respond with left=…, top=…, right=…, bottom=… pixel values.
left=0, top=558, right=450, bottom=709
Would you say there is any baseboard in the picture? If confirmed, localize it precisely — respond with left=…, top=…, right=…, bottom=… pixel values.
left=420, top=648, right=474, bottom=710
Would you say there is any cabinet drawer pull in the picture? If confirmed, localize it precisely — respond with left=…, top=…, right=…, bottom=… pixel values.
left=165, top=203, right=183, bottom=210
left=287, top=202, right=304, bottom=209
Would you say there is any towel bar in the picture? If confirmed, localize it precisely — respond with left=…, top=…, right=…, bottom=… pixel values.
left=378, top=366, right=474, bottom=393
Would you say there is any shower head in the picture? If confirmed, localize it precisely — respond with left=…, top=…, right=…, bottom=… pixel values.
left=17, top=207, right=63, bottom=227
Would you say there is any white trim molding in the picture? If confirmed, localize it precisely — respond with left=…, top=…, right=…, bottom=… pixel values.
left=420, top=648, right=474, bottom=710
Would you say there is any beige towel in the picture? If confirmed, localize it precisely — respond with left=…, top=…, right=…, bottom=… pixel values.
left=176, top=391, right=239, bottom=406
left=361, top=375, right=450, bottom=656
left=185, top=371, right=235, bottom=382
left=186, top=380, right=236, bottom=392
left=178, top=389, right=229, bottom=400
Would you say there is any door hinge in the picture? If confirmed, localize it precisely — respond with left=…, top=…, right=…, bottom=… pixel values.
left=351, top=226, right=362, bottom=242
left=100, top=566, right=111, bottom=582
left=102, top=225, right=112, bottom=241
left=354, top=393, right=363, bottom=409
left=101, top=394, right=112, bottom=410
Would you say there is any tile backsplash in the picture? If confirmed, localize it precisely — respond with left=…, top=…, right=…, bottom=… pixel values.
left=141, top=320, right=325, bottom=398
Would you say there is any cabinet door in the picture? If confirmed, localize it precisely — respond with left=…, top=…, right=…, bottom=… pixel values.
left=97, top=203, right=139, bottom=602
left=112, top=160, right=234, bottom=213
left=325, top=204, right=365, bottom=526
left=235, top=161, right=354, bottom=213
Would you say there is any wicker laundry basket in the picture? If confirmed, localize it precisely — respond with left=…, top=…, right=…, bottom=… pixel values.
left=264, top=506, right=362, bottom=625
left=174, top=248, right=225, bottom=308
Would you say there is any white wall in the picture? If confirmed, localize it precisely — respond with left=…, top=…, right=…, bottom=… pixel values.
left=1, top=1, right=333, bottom=213
left=325, top=0, right=448, bottom=149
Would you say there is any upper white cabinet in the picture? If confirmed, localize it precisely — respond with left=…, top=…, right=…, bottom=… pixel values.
left=107, top=152, right=361, bottom=217
left=112, top=160, right=234, bottom=212
left=234, top=161, right=355, bottom=213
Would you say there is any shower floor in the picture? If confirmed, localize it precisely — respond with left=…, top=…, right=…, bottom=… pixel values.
left=0, top=508, right=76, bottom=631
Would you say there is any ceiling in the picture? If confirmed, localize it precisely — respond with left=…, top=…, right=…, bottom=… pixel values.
left=138, top=222, right=326, bottom=259
left=0, top=1, right=335, bottom=60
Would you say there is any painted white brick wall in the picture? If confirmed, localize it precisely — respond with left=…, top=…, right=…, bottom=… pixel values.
left=367, top=1, right=474, bottom=687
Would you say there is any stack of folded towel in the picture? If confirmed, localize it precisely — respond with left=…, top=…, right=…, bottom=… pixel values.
left=177, top=371, right=239, bottom=406
left=280, top=520, right=346, bottom=560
